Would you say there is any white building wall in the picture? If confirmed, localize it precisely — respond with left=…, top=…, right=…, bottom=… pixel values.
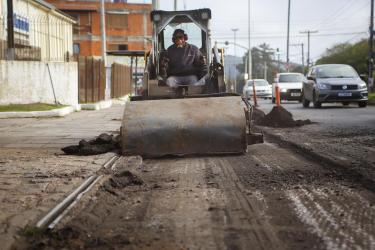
left=0, top=61, right=78, bottom=106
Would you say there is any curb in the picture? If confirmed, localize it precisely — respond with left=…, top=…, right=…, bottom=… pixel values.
left=111, top=95, right=130, bottom=105
left=80, top=100, right=113, bottom=110
left=259, top=126, right=375, bottom=191
left=0, top=106, right=77, bottom=119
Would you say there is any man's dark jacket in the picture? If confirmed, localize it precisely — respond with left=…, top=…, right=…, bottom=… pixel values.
left=161, top=43, right=208, bottom=78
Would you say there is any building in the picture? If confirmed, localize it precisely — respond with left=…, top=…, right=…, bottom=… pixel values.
left=43, top=0, right=152, bottom=57
left=0, top=0, right=75, bottom=61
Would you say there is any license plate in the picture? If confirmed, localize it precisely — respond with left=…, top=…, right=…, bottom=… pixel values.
left=291, top=93, right=301, bottom=97
left=338, top=92, right=352, bottom=97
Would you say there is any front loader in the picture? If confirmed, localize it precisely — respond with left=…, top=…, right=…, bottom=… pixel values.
left=121, top=9, right=263, bottom=158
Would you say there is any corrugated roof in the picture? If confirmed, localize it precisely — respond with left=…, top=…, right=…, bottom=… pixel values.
left=31, top=0, right=76, bottom=22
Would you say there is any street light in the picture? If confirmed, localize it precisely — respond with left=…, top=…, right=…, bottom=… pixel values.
left=231, top=28, right=239, bottom=93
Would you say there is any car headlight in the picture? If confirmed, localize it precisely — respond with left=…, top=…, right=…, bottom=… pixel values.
left=359, top=82, right=367, bottom=90
left=280, top=88, right=287, bottom=93
left=317, top=82, right=330, bottom=89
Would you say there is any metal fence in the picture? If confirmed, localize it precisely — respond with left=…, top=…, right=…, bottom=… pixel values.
left=0, top=15, right=74, bottom=62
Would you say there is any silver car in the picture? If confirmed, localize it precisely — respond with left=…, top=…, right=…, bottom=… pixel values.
left=242, top=79, right=272, bottom=99
left=302, top=64, right=368, bottom=108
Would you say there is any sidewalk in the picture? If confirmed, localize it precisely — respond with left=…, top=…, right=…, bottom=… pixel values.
left=0, top=104, right=124, bottom=249
left=0, top=104, right=124, bottom=148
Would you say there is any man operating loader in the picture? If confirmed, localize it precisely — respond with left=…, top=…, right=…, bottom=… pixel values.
left=160, top=29, right=208, bottom=87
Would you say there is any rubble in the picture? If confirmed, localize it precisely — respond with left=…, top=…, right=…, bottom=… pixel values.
left=61, top=133, right=121, bottom=156
left=256, top=106, right=312, bottom=128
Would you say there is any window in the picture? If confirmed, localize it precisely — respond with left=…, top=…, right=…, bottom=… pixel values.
left=118, top=44, right=128, bottom=51
left=316, top=65, right=358, bottom=78
left=163, top=22, right=202, bottom=50
left=108, top=44, right=128, bottom=51
left=73, top=43, right=80, bottom=54
left=106, top=14, right=128, bottom=29
left=279, top=74, right=304, bottom=83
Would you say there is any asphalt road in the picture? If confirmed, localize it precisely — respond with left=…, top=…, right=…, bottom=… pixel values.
left=257, top=98, right=375, bottom=127
left=3, top=98, right=375, bottom=250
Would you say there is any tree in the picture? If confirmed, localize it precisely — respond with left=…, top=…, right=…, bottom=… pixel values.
left=316, top=39, right=368, bottom=76
left=236, top=43, right=278, bottom=84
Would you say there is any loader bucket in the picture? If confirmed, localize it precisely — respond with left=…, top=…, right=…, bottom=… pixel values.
left=121, top=96, right=248, bottom=158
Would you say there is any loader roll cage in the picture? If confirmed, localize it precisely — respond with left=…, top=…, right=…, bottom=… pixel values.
left=149, top=9, right=212, bottom=80
left=142, top=8, right=226, bottom=98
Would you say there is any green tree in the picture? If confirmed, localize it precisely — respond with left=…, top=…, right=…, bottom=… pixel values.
left=316, top=39, right=368, bottom=76
left=236, top=43, right=278, bottom=84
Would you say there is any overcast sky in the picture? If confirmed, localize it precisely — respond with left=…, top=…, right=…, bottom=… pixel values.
left=130, top=0, right=371, bottom=64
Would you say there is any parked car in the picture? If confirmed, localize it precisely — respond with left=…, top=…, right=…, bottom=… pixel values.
left=242, top=79, right=272, bottom=99
left=272, top=73, right=304, bottom=103
left=302, top=64, right=368, bottom=108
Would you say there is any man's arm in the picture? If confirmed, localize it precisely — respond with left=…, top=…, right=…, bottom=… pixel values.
left=194, top=49, right=208, bottom=78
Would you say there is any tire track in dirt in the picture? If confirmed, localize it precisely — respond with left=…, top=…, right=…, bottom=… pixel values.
left=206, top=157, right=284, bottom=250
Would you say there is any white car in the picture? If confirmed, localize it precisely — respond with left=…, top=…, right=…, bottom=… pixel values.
left=242, top=79, right=272, bottom=99
left=272, top=73, right=305, bottom=103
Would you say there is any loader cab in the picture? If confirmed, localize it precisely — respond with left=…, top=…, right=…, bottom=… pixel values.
left=143, top=9, right=225, bottom=98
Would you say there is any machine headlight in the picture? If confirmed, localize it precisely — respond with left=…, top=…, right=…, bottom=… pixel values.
left=201, top=12, right=209, bottom=20
left=317, top=82, right=330, bottom=89
left=359, top=82, right=367, bottom=90
left=153, top=13, right=161, bottom=22
left=280, top=88, right=287, bottom=93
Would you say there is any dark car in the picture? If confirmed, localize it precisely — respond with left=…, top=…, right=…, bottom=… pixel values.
left=302, top=64, right=368, bottom=108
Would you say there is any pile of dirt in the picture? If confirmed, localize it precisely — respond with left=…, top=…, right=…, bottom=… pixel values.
left=251, top=107, right=266, bottom=123
left=61, top=133, right=121, bottom=156
left=256, top=106, right=312, bottom=128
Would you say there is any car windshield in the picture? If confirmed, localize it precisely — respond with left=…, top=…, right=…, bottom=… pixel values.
left=247, top=80, right=269, bottom=86
left=279, top=74, right=304, bottom=82
left=316, top=65, right=359, bottom=78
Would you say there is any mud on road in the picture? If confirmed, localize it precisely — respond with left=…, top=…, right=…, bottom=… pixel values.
left=13, top=142, right=375, bottom=250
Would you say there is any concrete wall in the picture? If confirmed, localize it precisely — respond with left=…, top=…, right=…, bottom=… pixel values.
left=0, top=60, right=78, bottom=106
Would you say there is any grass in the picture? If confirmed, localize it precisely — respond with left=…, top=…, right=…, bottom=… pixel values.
left=0, top=103, right=66, bottom=112
left=369, top=92, right=375, bottom=101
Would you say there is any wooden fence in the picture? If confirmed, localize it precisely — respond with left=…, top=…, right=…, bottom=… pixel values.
left=78, top=56, right=106, bottom=103
left=111, top=63, right=132, bottom=98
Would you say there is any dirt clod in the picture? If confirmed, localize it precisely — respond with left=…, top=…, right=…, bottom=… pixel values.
left=257, top=106, right=312, bottom=128
left=61, top=133, right=121, bottom=156
left=109, top=170, right=143, bottom=189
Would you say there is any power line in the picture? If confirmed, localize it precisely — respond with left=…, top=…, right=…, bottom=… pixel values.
left=213, top=31, right=367, bottom=40
left=314, top=0, right=358, bottom=30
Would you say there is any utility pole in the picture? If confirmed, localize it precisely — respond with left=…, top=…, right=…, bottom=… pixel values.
left=248, top=0, right=252, bottom=79
left=231, top=28, right=239, bottom=93
left=286, top=0, right=291, bottom=72
left=7, top=0, right=15, bottom=60
left=369, top=0, right=374, bottom=90
left=100, top=0, right=107, bottom=66
left=300, top=30, right=318, bottom=71
left=174, top=0, right=178, bottom=11
left=290, top=43, right=305, bottom=73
